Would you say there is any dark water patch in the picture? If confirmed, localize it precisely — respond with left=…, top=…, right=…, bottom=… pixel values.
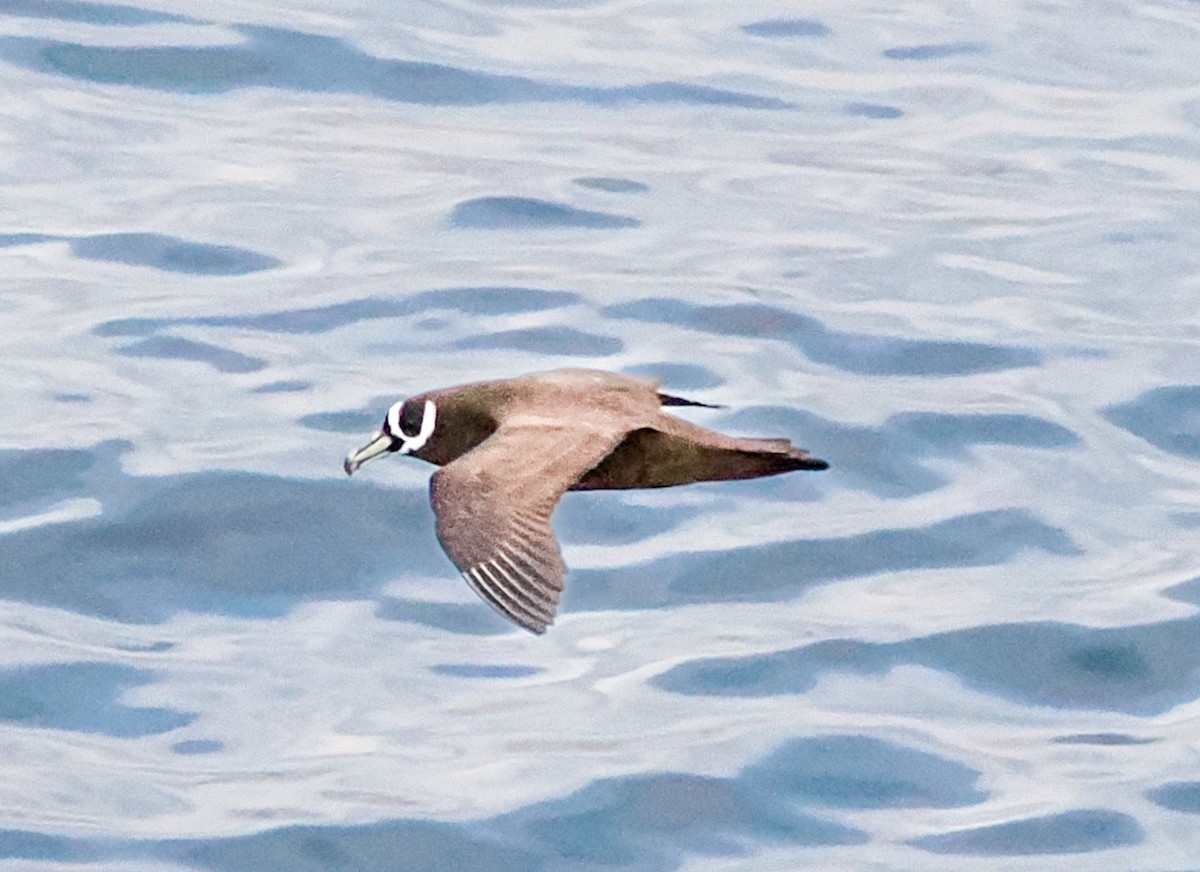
left=1, top=25, right=787, bottom=109
left=742, top=735, right=985, bottom=809
left=163, top=819, right=540, bottom=872
left=432, top=664, right=541, bottom=679
left=456, top=326, right=623, bottom=356
left=817, top=334, right=1039, bottom=376
left=598, top=81, right=790, bottom=109
left=510, top=772, right=864, bottom=866
left=1147, top=781, right=1200, bottom=814
left=603, top=299, right=1041, bottom=376
left=687, top=301, right=817, bottom=339
left=0, top=0, right=193, bottom=26
left=844, top=102, right=904, bottom=119
left=92, top=288, right=577, bottom=339
left=1103, top=385, right=1200, bottom=459
left=173, top=739, right=224, bottom=755
left=199, top=298, right=416, bottom=334
left=657, top=641, right=874, bottom=698
left=298, top=409, right=378, bottom=434
left=724, top=406, right=1077, bottom=499
left=155, top=761, right=861, bottom=872
left=251, top=379, right=312, bottom=394
left=1069, top=644, right=1146, bottom=678
left=910, top=809, right=1142, bottom=856
left=93, top=317, right=165, bottom=337
left=664, top=508, right=1075, bottom=601
left=742, top=18, right=831, bottom=38
left=0, top=445, right=447, bottom=621
left=117, top=336, right=266, bottom=373
left=1164, top=575, right=1200, bottom=605
left=573, top=177, right=648, bottom=193
left=377, top=599, right=512, bottom=636
left=26, top=732, right=1031, bottom=866
left=449, top=196, right=640, bottom=230
left=895, top=412, right=1078, bottom=451
left=1171, top=511, right=1200, bottom=528
left=605, top=297, right=704, bottom=326
left=32, top=37, right=282, bottom=94
left=407, top=286, right=579, bottom=316
left=567, top=508, right=1077, bottom=616
left=204, top=287, right=579, bottom=331
left=9, top=28, right=523, bottom=98
left=884, top=42, right=986, bottom=61
left=0, top=445, right=99, bottom=510
left=1052, top=733, right=1156, bottom=746
left=53, top=391, right=91, bottom=402
left=655, top=614, right=1200, bottom=715
left=0, top=662, right=194, bottom=737
left=71, top=233, right=280, bottom=275
left=0, top=231, right=278, bottom=275
left=0, top=232, right=58, bottom=246
left=623, top=362, right=723, bottom=391
left=0, top=829, right=79, bottom=862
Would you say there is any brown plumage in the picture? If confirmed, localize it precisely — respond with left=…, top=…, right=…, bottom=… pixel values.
left=344, top=368, right=827, bottom=634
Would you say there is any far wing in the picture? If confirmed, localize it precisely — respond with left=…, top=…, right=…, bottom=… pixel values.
left=429, top=421, right=626, bottom=633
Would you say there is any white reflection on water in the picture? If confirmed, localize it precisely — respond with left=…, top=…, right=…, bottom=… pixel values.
left=2, top=0, right=1200, bottom=868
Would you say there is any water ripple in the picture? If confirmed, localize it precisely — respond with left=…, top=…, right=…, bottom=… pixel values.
left=0, top=444, right=443, bottom=621
left=655, top=614, right=1200, bottom=715
left=93, top=287, right=579, bottom=337
left=0, top=662, right=194, bottom=737
left=884, top=42, right=987, bottom=61
left=742, top=19, right=831, bottom=39
left=564, top=508, right=1077, bottom=618
left=725, top=406, right=1077, bottom=498
left=604, top=299, right=1041, bottom=376
left=910, top=809, right=1143, bottom=856
left=450, top=196, right=640, bottom=230
left=1104, top=385, right=1200, bottom=459
left=0, top=25, right=790, bottom=107
left=1147, top=782, right=1200, bottom=814
left=0, top=232, right=279, bottom=275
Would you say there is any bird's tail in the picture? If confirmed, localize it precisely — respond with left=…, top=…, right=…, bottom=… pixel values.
left=657, top=392, right=723, bottom=409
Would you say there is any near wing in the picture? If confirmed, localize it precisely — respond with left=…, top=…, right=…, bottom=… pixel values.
left=429, top=421, right=627, bottom=633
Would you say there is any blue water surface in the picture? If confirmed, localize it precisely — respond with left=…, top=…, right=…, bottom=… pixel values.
left=2, top=0, right=1199, bottom=869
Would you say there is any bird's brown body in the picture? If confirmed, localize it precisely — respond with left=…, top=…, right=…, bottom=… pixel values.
left=402, top=370, right=819, bottom=487
left=345, top=368, right=826, bottom=633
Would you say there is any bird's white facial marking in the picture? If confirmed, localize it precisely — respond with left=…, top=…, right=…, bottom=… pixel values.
left=385, top=400, right=404, bottom=439
left=388, top=399, right=436, bottom=454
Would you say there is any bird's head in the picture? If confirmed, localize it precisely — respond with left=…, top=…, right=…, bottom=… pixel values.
left=343, top=397, right=437, bottom=475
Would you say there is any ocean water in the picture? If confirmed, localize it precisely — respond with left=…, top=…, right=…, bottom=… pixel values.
left=2, top=0, right=1200, bottom=868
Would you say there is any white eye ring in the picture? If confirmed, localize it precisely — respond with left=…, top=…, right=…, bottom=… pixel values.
left=388, top=400, right=436, bottom=454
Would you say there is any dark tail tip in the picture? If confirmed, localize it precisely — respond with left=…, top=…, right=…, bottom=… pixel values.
left=786, top=449, right=829, bottom=471
left=658, top=392, right=724, bottom=409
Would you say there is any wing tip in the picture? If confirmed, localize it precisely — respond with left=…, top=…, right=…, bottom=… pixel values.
left=460, top=567, right=557, bottom=636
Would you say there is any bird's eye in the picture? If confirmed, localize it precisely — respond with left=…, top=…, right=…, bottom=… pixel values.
left=398, top=400, right=424, bottom=438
